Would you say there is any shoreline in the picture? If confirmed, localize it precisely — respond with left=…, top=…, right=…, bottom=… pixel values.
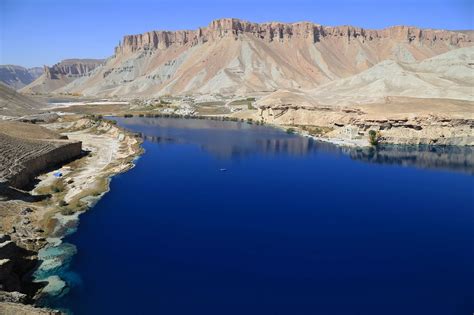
left=0, top=115, right=143, bottom=314
left=1, top=114, right=472, bottom=313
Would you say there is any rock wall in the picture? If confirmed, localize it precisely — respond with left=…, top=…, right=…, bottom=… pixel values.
left=43, top=59, right=104, bottom=80
left=0, top=234, right=38, bottom=294
left=242, top=106, right=474, bottom=146
left=116, top=18, right=473, bottom=54
left=7, top=141, right=82, bottom=189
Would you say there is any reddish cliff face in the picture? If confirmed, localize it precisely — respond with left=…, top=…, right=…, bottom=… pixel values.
left=115, top=18, right=473, bottom=55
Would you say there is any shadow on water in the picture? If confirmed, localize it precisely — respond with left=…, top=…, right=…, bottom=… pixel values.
left=118, top=117, right=474, bottom=174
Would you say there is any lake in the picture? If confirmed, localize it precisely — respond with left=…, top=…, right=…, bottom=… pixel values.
left=47, top=117, right=474, bottom=314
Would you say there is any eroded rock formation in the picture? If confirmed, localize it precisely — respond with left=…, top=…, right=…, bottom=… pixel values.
left=42, top=59, right=103, bottom=80
left=24, top=18, right=472, bottom=96
left=115, top=18, right=472, bottom=54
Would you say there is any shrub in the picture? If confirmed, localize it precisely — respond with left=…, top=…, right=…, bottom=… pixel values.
left=286, top=128, right=295, bottom=134
left=368, top=130, right=381, bottom=146
left=52, top=185, right=63, bottom=193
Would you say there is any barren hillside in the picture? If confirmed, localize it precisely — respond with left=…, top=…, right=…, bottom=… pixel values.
left=0, top=84, right=44, bottom=116
left=256, top=46, right=474, bottom=107
left=20, top=59, right=104, bottom=94
left=24, top=18, right=472, bottom=97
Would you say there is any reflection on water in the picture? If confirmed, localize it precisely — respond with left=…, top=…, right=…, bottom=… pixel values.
left=347, top=145, right=474, bottom=174
left=116, top=117, right=474, bottom=174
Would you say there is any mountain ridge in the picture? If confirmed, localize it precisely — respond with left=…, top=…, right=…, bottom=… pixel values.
left=21, top=18, right=474, bottom=97
left=0, top=65, right=43, bottom=90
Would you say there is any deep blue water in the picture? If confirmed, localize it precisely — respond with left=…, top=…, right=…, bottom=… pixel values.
left=52, top=118, right=473, bottom=315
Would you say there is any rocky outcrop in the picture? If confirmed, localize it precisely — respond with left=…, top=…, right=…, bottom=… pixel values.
left=0, top=302, right=62, bottom=315
left=0, top=234, right=38, bottom=294
left=20, top=59, right=104, bottom=94
left=43, top=59, right=103, bottom=80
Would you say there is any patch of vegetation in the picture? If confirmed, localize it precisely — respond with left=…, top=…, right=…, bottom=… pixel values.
left=286, top=128, right=295, bottom=134
left=51, top=182, right=65, bottom=193
left=229, top=98, right=256, bottom=110
left=300, top=125, right=334, bottom=136
left=368, top=130, right=382, bottom=146
left=195, top=101, right=226, bottom=106
left=123, top=114, right=134, bottom=118
left=59, top=200, right=68, bottom=207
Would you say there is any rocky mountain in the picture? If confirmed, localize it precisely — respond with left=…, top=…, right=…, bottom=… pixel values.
left=0, top=65, right=43, bottom=90
left=20, top=59, right=104, bottom=94
left=51, top=18, right=473, bottom=97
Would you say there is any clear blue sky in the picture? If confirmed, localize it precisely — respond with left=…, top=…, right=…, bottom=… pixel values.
left=1, top=0, right=472, bottom=68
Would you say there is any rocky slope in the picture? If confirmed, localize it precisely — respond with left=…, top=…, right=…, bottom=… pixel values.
left=0, top=84, right=45, bottom=117
left=256, top=46, right=474, bottom=107
left=0, top=66, right=43, bottom=90
left=309, top=46, right=474, bottom=103
left=48, top=18, right=472, bottom=96
left=21, top=59, right=104, bottom=94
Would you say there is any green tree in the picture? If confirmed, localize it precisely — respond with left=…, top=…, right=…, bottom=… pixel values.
left=368, top=130, right=381, bottom=146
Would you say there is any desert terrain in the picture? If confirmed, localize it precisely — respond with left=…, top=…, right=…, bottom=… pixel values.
left=0, top=17, right=473, bottom=314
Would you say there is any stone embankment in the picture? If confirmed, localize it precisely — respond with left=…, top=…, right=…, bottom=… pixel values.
left=0, top=122, right=82, bottom=190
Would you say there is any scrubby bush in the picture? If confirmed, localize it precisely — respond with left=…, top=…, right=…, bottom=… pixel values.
left=286, top=128, right=295, bottom=134
left=52, top=185, right=63, bottom=193
left=368, top=130, right=381, bottom=146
